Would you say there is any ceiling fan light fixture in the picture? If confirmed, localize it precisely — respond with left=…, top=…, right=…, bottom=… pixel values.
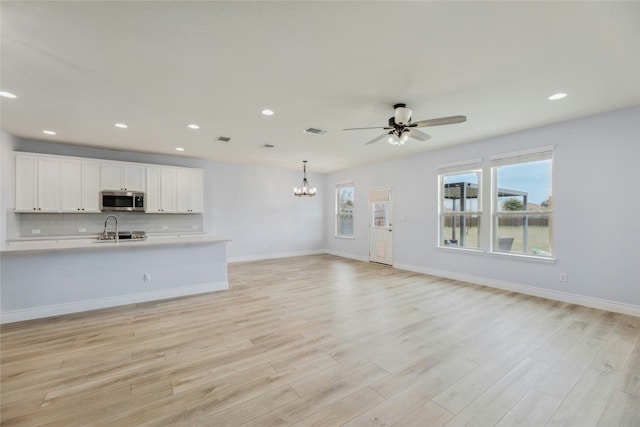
left=399, top=131, right=410, bottom=144
left=394, top=105, right=412, bottom=126
left=293, top=161, right=317, bottom=197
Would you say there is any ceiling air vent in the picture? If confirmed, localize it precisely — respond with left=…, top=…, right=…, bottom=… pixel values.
left=215, top=136, right=231, bottom=143
left=303, top=127, right=327, bottom=135
left=259, top=144, right=275, bottom=149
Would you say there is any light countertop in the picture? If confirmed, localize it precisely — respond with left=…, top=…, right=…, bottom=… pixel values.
left=1, top=234, right=231, bottom=254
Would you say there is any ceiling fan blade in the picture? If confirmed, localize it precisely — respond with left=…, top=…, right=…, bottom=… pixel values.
left=343, top=126, right=392, bottom=131
left=411, top=115, right=467, bottom=128
left=365, top=132, right=391, bottom=145
left=408, top=128, right=431, bottom=141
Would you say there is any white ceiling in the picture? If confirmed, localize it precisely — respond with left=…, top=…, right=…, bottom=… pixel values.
left=1, top=1, right=639, bottom=173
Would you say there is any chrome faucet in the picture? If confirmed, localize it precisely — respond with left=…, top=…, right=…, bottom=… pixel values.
left=102, top=215, right=119, bottom=243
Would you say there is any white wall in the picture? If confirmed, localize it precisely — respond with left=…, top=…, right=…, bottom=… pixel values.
left=325, top=106, right=640, bottom=312
left=2, top=106, right=638, bottom=315
left=0, top=136, right=326, bottom=260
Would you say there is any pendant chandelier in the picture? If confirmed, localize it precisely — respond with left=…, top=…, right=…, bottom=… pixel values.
left=293, top=160, right=317, bottom=197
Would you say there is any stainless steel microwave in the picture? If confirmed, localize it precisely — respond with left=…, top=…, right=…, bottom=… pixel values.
left=100, top=191, right=145, bottom=212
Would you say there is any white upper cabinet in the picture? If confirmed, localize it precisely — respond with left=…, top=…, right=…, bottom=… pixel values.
left=146, top=166, right=176, bottom=213
left=176, top=168, right=203, bottom=213
left=15, top=152, right=204, bottom=215
left=60, top=158, right=100, bottom=212
left=15, top=154, right=60, bottom=213
left=100, top=161, right=145, bottom=191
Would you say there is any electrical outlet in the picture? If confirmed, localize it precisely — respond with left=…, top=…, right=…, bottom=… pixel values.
left=31, top=229, right=41, bottom=234
left=560, top=273, right=568, bottom=283
left=192, top=225, right=198, bottom=230
left=143, top=273, right=151, bottom=282
left=162, top=225, right=168, bottom=230
left=78, top=227, right=87, bottom=233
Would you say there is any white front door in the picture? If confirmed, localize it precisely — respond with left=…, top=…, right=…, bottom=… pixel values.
left=369, top=187, right=393, bottom=265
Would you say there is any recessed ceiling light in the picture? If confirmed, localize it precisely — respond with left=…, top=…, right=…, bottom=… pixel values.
left=114, top=123, right=128, bottom=129
left=188, top=124, right=200, bottom=130
left=0, top=91, right=17, bottom=99
left=175, top=147, right=185, bottom=152
left=548, top=93, right=567, bottom=101
left=42, top=130, right=56, bottom=135
left=261, top=109, right=274, bottom=116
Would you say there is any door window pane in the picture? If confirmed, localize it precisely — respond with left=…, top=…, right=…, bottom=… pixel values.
left=372, top=203, right=388, bottom=227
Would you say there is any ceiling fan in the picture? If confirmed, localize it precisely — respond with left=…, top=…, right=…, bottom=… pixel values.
left=344, top=103, right=466, bottom=146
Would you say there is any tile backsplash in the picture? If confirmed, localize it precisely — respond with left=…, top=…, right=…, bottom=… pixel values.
left=10, top=211, right=203, bottom=238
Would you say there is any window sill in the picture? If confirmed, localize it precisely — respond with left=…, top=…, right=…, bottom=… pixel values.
left=335, top=235, right=355, bottom=240
left=489, top=251, right=557, bottom=264
left=437, top=246, right=485, bottom=255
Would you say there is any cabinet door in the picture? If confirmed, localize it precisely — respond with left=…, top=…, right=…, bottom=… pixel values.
left=60, top=158, right=83, bottom=212
left=146, top=167, right=161, bottom=212
left=176, top=168, right=191, bottom=213
left=81, top=160, right=101, bottom=212
left=37, top=157, right=60, bottom=212
left=190, top=169, right=204, bottom=213
left=101, top=162, right=123, bottom=190
left=160, top=167, right=176, bottom=213
left=123, top=164, right=145, bottom=191
left=15, top=155, right=38, bottom=212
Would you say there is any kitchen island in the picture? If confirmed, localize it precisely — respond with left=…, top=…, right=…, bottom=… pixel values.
left=1, top=234, right=231, bottom=323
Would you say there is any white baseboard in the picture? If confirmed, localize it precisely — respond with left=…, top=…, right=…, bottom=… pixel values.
left=394, top=262, right=640, bottom=318
left=324, top=250, right=369, bottom=263
left=1, top=281, right=229, bottom=324
left=228, top=249, right=326, bottom=263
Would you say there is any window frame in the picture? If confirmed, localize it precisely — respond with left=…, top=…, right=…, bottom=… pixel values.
left=335, top=182, right=354, bottom=239
left=437, top=158, right=483, bottom=251
left=490, top=147, right=554, bottom=258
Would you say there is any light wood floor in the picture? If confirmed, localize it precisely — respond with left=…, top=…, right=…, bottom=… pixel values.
left=1, top=254, right=639, bottom=426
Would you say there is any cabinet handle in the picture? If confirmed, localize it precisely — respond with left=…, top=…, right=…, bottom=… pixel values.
left=38, top=208, right=41, bottom=211
left=33, top=208, right=36, bottom=211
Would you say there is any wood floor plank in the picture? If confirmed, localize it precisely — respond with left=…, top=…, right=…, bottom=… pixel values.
left=291, top=386, right=385, bottom=427
left=392, top=401, right=453, bottom=427
left=546, top=368, right=621, bottom=427
left=596, top=388, right=640, bottom=427
left=344, top=357, right=478, bottom=427
left=1, top=254, right=638, bottom=426
left=240, top=363, right=389, bottom=426
left=443, top=358, right=549, bottom=427
left=494, top=388, right=561, bottom=427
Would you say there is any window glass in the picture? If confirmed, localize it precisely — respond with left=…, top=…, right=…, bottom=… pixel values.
left=336, top=185, right=354, bottom=237
left=493, top=156, right=552, bottom=256
left=439, top=170, right=481, bottom=249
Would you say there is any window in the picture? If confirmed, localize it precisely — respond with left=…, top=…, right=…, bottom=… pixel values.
left=491, top=147, right=553, bottom=257
left=336, top=183, right=354, bottom=238
left=438, top=159, right=482, bottom=249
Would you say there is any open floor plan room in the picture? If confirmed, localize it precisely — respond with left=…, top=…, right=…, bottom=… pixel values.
left=1, top=255, right=638, bottom=426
